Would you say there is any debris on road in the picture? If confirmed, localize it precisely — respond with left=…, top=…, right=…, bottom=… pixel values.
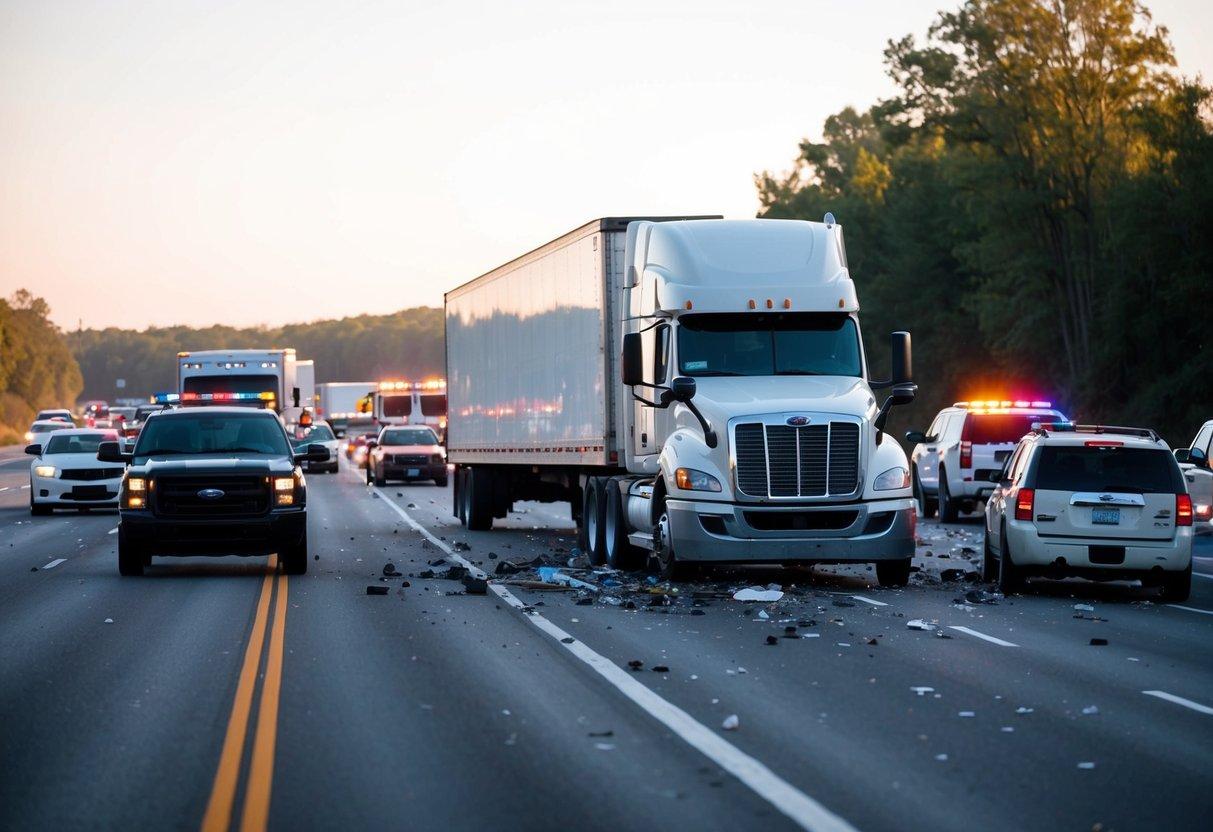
left=1089, top=638, right=1108, bottom=646
left=1073, top=603, right=1095, bottom=612
left=383, top=562, right=402, bottom=577
left=733, top=587, right=783, bottom=602
left=104, top=618, right=114, bottom=624
left=721, top=714, right=739, bottom=731
left=765, top=635, right=778, bottom=646
left=367, top=585, right=388, bottom=595
left=962, top=589, right=1001, bottom=605
left=1081, top=705, right=1099, bottom=715
left=1077, top=762, right=1096, bottom=770
left=906, top=619, right=938, bottom=632
left=1015, top=707, right=1034, bottom=715
left=911, top=687, right=934, bottom=696
left=462, top=575, right=489, bottom=595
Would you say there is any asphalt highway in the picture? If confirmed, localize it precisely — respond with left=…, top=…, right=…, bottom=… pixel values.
left=2, top=447, right=1211, bottom=832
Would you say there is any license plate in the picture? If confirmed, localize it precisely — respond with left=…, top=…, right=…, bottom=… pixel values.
left=1091, top=507, right=1120, bottom=525
left=407, top=468, right=420, bottom=477
left=72, top=485, right=107, bottom=498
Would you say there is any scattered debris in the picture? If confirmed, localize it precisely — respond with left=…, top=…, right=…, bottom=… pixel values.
left=906, top=619, right=938, bottom=632
left=958, top=711, right=975, bottom=718
left=1081, top=705, right=1099, bottom=715
left=935, top=753, right=948, bottom=762
left=1089, top=638, right=1108, bottom=646
left=383, top=562, right=402, bottom=577
left=765, top=635, right=779, bottom=646
left=536, top=567, right=598, bottom=593
left=367, top=585, right=388, bottom=595
left=1077, top=762, right=1096, bottom=770
left=462, top=575, right=488, bottom=595
left=721, top=714, right=739, bottom=731
left=104, top=618, right=114, bottom=624
left=1015, top=707, right=1034, bottom=715
left=911, top=687, right=934, bottom=696
left=756, top=609, right=770, bottom=620
left=627, top=660, right=643, bottom=671
left=963, top=589, right=1001, bottom=605
left=733, top=587, right=784, bottom=602
left=560, top=637, right=575, bottom=644
left=1073, top=603, right=1095, bottom=612
left=652, top=665, right=670, bottom=673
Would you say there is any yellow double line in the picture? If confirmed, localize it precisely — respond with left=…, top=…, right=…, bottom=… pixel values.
left=201, top=554, right=289, bottom=832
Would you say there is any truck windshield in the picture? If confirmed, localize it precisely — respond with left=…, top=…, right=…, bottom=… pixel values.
left=677, top=313, right=862, bottom=378
left=381, top=394, right=412, bottom=417
left=134, top=414, right=291, bottom=460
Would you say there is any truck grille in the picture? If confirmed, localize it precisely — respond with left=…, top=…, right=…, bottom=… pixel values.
left=391, top=454, right=429, bottom=465
left=153, top=475, right=270, bottom=518
left=60, top=467, right=125, bottom=481
left=734, top=421, right=860, bottom=498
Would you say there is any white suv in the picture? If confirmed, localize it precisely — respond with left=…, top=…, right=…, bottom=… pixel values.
left=983, top=423, right=1192, bottom=601
left=907, top=401, right=1066, bottom=521
left=1175, top=419, right=1212, bottom=529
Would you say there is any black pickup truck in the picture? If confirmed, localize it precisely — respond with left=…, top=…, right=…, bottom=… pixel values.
left=99, top=407, right=329, bottom=576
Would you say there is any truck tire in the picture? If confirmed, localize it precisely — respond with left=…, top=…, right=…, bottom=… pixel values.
left=876, top=558, right=912, bottom=587
left=454, top=467, right=466, bottom=522
left=913, top=467, right=937, bottom=519
left=1159, top=563, right=1192, bottom=602
left=117, top=527, right=145, bottom=576
left=580, top=478, right=607, bottom=564
left=938, top=468, right=959, bottom=523
left=997, top=523, right=1025, bottom=594
left=281, top=532, right=308, bottom=575
left=604, top=480, right=644, bottom=570
left=652, top=487, right=695, bottom=581
left=466, top=467, right=494, bottom=531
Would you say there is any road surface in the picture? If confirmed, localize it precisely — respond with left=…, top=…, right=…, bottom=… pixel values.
left=2, top=450, right=1211, bottom=831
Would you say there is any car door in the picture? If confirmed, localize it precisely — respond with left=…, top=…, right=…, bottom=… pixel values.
left=632, top=323, right=670, bottom=462
left=1183, top=422, right=1213, bottom=523
left=915, top=413, right=945, bottom=490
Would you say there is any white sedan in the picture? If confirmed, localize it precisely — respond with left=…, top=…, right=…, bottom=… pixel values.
left=28, top=429, right=125, bottom=515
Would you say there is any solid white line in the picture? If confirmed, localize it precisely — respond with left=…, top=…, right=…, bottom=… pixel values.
left=948, top=626, right=1018, bottom=647
left=364, top=479, right=860, bottom=832
left=42, top=558, right=66, bottom=570
left=108, top=527, right=119, bottom=535
left=1142, top=690, right=1213, bottom=716
left=1193, top=572, right=1213, bottom=581
left=1167, top=604, right=1213, bottom=616
left=850, top=595, right=888, bottom=607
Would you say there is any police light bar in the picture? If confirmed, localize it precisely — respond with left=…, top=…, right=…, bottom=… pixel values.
left=955, top=399, right=1052, bottom=410
left=152, top=392, right=181, bottom=403
left=179, top=391, right=276, bottom=402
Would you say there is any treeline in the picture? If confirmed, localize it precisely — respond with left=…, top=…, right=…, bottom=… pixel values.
left=756, top=0, right=1212, bottom=444
left=67, top=307, right=444, bottom=401
left=0, top=291, right=83, bottom=444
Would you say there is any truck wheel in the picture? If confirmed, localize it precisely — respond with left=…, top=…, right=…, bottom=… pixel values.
left=913, top=468, right=937, bottom=519
left=580, top=478, right=606, bottom=564
left=876, top=558, right=911, bottom=587
left=466, top=467, right=493, bottom=531
left=982, top=533, right=998, bottom=582
left=454, top=467, right=466, bottom=522
left=652, top=494, right=695, bottom=581
left=281, top=532, right=308, bottom=575
left=997, top=524, right=1025, bottom=594
left=938, top=469, right=959, bottom=523
left=117, top=527, right=145, bottom=576
left=1159, top=563, right=1192, bottom=602
left=604, top=480, right=643, bottom=570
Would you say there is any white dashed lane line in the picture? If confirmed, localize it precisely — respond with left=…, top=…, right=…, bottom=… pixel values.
left=948, top=626, right=1019, bottom=647
left=849, top=595, right=888, bottom=607
left=1167, top=604, right=1213, bottom=616
left=1143, top=690, right=1213, bottom=716
left=365, top=478, right=861, bottom=832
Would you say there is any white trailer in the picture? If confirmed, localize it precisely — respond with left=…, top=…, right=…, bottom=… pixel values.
left=316, top=381, right=376, bottom=436
left=174, top=348, right=310, bottom=423
left=446, top=216, right=920, bottom=582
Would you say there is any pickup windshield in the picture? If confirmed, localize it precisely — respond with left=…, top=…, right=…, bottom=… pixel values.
left=133, top=413, right=291, bottom=460
left=381, top=428, right=439, bottom=446
left=677, top=313, right=863, bottom=378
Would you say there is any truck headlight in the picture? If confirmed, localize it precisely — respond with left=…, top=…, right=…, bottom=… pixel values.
left=873, top=466, right=910, bottom=491
left=123, top=477, right=147, bottom=509
left=34, top=465, right=56, bottom=478
left=675, top=467, right=722, bottom=492
left=274, top=476, right=296, bottom=506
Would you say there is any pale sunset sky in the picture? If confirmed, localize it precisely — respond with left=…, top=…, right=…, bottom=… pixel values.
left=2, top=0, right=1209, bottom=330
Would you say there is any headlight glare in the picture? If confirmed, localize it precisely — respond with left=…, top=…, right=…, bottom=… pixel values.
left=874, top=466, right=910, bottom=491
left=273, top=477, right=294, bottom=492
left=34, top=465, right=56, bottom=478
left=127, top=477, right=146, bottom=492
left=675, top=467, right=722, bottom=492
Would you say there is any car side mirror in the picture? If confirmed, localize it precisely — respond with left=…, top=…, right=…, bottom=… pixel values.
left=24, top=444, right=41, bottom=456
left=1178, top=447, right=1209, bottom=469
left=366, top=439, right=378, bottom=449
left=97, top=441, right=130, bottom=463
left=904, top=430, right=928, bottom=445
left=669, top=377, right=697, bottom=402
left=621, top=332, right=643, bottom=387
left=305, top=443, right=330, bottom=462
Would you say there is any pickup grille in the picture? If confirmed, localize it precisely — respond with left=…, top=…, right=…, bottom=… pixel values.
left=60, top=467, right=125, bottom=481
left=734, top=421, right=861, bottom=498
left=390, top=454, right=430, bottom=465
left=153, top=475, right=270, bottom=518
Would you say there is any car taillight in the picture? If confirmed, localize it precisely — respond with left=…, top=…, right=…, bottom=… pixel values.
left=1015, top=489, right=1035, bottom=521
left=959, top=440, right=972, bottom=469
left=1176, top=494, right=1193, bottom=527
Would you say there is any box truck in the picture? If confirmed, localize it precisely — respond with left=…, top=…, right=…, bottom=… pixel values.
left=445, top=216, right=919, bottom=582
left=170, top=349, right=311, bottom=424
left=316, top=381, right=377, bottom=436
left=370, top=379, right=448, bottom=440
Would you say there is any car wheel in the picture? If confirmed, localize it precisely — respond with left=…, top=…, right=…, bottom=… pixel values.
left=876, top=558, right=912, bottom=587
left=30, top=495, right=52, bottom=516
left=117, top=527, right=145, bottom=576
left=604, top=479, right=644, bottom=570
left=982, top=533, right=998, bottom=582
left=938, top=469, right=959, bottom=523
left=1159, top=563, right=1192, bottom=602
left=997, top=523, right=1025, bottom=594
left=580, top=477, right=606, bottom=565
left=913, top=468, right=937, bottom=519
left=282, top=532, right=308, bottom=575
left=434, top=476, right=449, bottom=488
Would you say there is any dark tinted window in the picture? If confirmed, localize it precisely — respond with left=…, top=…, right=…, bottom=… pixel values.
left=654, top=324, right=670, bottom=384
left=419, top=394, right=447, bottom=417
left=381, top=394, right=411, bottom=417
left=45, top=433, right=109, bottom=454
left=381, top=428, right=439, bottom=446
left=964, top=413, right=1056, bottom=444
left=32, top=423, right=69, bottom=435
left=134, top=414, right=290, bottom=459
left=1034, top=446, right=1181, bottom=493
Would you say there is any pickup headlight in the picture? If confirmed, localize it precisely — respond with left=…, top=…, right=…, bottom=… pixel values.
left=123, top=477, right=147, bottom=509
left=874, top=466, right=910, bottom=491
left=34, top=465, right=56, bottom=478
left=675, top=467, right=722, bottom=492
left=273, top=476, right=296, bottom=506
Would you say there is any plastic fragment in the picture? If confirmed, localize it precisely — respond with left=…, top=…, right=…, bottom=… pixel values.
left=906, top=619, right=937, bottom=631
left=721, top=714, right=739, bottom=731
left=733, top=587, right=784, bottom=602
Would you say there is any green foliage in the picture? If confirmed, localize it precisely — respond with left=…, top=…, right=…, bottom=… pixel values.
left=0, top=290, right=83, bottom=443
left=66, top=307, right=445, bottom=401
left=757, top=0, right=1211, bottom=443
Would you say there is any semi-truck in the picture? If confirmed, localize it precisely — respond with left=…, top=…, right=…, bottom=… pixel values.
left=445, top=216, right=919, bottom=582
left=316, top=381, right=377, bottom=436
left=172, top=349, right=312, bottom=424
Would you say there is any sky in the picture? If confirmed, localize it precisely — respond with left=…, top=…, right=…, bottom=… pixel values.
left=2, top=0, right=1210, bottom=331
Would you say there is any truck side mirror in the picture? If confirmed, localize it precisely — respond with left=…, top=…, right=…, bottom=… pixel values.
left=669, top=377, right=697, bottom=402
left=621, top=333, right=644, bottom=387
left=891, top=331, right=912, bottom=384
left=1177, top=447, right=1209, bottom=469
left=904, top=430, right=928, bottom=445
